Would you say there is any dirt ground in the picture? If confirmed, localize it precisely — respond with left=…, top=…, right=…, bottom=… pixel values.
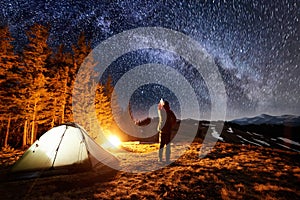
left=0, top=142, right=300, bottom=200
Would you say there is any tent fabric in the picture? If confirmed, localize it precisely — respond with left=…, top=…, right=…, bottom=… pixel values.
left=10, top=123, right=119, bottom=174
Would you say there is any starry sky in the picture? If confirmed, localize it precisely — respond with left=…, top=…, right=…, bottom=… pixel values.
left=1, top=0, right=299, bottom=120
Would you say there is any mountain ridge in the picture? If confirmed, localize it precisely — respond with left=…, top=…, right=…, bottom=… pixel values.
left=230, top=114, right=300, bottom=126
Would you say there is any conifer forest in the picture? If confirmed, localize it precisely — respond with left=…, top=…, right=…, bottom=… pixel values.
left=0, top=24, right=117, bottom=149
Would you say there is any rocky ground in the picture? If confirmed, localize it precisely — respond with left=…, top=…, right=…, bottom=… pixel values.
left=0, top=142, right=300, bottom=199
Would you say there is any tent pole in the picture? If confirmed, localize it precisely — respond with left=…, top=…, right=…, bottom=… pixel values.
left=51, top=125, right=68, bottom=168
left=78, top=127, right=93, bottom=168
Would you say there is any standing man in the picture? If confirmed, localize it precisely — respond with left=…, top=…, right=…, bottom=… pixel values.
left=157, top=99, right=176, bottom=163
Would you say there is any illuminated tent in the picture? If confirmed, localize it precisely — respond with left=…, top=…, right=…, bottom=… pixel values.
left=10, top=123, right=119, bottom=178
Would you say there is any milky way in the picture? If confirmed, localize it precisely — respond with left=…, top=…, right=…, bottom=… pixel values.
left=1, top=0, right=299, bottom=120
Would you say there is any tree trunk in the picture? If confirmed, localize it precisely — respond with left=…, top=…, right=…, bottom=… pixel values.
left=61, top=68, right=69, bottom=124
left=30, top=121, right=35, bottom=145
left=22, top=119, right=28, bottom=147
left=31, top=98, right=38, bottom=144
left=61, top=104, right=65, bottom=124
left=51, top=117, right=55, bottom=128
left=4, top=116, right=11, bottom=147
left=51, top=97, right=57, bottom=127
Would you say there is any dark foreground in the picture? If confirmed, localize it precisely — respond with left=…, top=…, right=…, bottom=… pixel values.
left=0, top=142, right=299, bottom=200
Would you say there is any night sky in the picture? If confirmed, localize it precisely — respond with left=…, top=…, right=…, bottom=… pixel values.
left=1, top=0, right=299, bottom=120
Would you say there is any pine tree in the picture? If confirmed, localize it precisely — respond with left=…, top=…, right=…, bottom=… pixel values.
left=22, top=23, right=52, bottom=144
left=47, top=44, right=72, bottom=126
left=72, top=49, right=99, bottom=135
left=95, top=83, right=112, bottom=136
left=104, top=76, right=122, bottom=134
left=0, top=26, right=22, bottom=147
left=60, top=50, right=75, bottom=123
left=67, top=32, right=93, bottom=124
left=72, top=32, right=92, bottom=72
left=94, top=75, right=124, bottom=143
left=105, top=75, right=114, bottom=101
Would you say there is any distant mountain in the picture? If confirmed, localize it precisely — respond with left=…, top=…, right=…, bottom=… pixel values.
left=231, top=114, right=300, bottom=126
left=175, top=117, right=300, bottom=152
left=122, top=116, right=300, bottom=152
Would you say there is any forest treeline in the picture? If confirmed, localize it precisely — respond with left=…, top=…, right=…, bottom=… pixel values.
left=0, top=24, right=119, bottom=149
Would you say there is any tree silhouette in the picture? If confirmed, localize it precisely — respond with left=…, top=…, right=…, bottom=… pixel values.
left=72, top=49, right=99, bottom=136
left=95, top=83, right=112, bottom=138
left=72, top=31, right=92, bottom=72
left=0, top=26, right=22, bottom=147
left=0, top=25, right=123, bottom=148
left=47, top=44, right=73, bottom=126
left=22, top=23, right=52, bottom=144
